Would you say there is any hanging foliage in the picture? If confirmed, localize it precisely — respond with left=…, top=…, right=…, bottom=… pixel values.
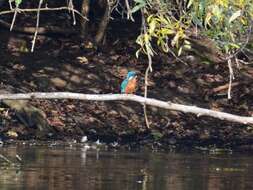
left=132, top=0, right=253, bottom=59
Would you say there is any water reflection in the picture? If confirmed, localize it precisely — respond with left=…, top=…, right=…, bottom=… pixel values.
left=0, top=144, right=253, bottom=190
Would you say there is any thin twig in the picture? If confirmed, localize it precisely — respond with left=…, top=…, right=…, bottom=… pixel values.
left=141, top=9, right=152, bottom=128
left=0, top=154, right=13, bottom=164
left=8, top=0, right=13, bottom=10
left=68, top=0, right=76, bottom=25
left=211, top=82, right=240, bottom=93
left=15, top=155, right=22, bottom=163
left=144, top=66, right=151, bottom=128
left=227, top=58, right=234, bottom=99
left=125, top=0, right=134, bottom=21
left=110, top=0, right=120, bottom=14
left=225, top=21, right=252, bottom=60
left=31, top=0, right=43, bottom=52
left=10, top=8, right=18, bottom=31
left=168, top=48, right=188, bottom=65
left=223, top=20, right=252, bottom=99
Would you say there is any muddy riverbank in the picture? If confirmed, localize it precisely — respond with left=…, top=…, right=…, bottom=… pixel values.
left=0, top=28, right=253, bottom=150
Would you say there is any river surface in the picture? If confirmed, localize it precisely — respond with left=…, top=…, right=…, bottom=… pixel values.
left=0, top=143, right=253, bottom=190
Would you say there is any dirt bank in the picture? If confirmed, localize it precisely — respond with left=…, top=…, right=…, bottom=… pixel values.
left=0, top=28, right=253, bottom=150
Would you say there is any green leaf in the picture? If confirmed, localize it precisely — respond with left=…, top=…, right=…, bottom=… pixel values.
left=229, top=10, right=241, bottom=24
left=199, top=0, right=206, bottom=17
left=183, top=44, right=191, bottom=50
left=15, top=0, right=22, bottom=7
left=131, top=0, right=147, bottom=13
left=134, top=0, right=146, bottom=3
left=201, top=61, right=211, bottom=65
left=148, top=19, right=156, bottom=34
left=229, top=43, right=240, bottom=49
left=204, top=12, right=212, bottom=28
left=171, top=32, right=180, bottom=47
left=187, top=0, right=194, bottom=8
left=151, top=130, right=163, bottom=141
left=178, top=46, right=183, bottom=56
left=192, top=14, right=203, bottom=27
left=131, top=4, right=145, bottom=13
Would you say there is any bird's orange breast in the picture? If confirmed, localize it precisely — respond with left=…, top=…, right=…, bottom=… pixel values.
left=125, top=77, right=137, bottom=94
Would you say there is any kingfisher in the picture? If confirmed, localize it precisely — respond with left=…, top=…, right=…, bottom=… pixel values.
left=121, top=71, right=137, bottom=94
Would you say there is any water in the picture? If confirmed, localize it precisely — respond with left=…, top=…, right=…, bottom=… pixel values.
left=0, top=144, right=253, bottom=190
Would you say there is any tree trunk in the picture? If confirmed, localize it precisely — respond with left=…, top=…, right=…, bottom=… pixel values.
left=95, top=0, right=110, bottom=44
left=80, top=0, right=90, bottom=38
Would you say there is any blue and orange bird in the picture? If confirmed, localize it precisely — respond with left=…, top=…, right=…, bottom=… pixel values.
left=121, top=71, right=137, bottom=94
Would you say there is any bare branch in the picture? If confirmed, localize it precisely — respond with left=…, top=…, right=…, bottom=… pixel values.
left=211, top=82, right=240, bottom=94
left=10, top=8, right=18, bottom=31
left=68, top=0, right=76, bottom=25
left=0, top=154, right=13, bottom=164
left=168, top=48, right=188, bottom=65
left=0, top=92, right=253, bottom=125
left=141, top=9, right=152, bottom=128
left=227, top=58, right=235, bottom=99
left=8, top=0, right=13, bottom=10
left=31, top=0, right=43, bottom=52
left=225, top=20, right=252, bottom=60
left=125, top=0, right=134, bottom=21
left=143, top=66, right=151, bottom=128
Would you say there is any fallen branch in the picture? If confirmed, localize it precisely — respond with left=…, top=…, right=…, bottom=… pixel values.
left=211, top=82, right=240, bottom=94
left=0, top=6, right=88, bottom=21
left=0, top=19, right=77, bottom=36
left=0, top=92, right=253, bottom=125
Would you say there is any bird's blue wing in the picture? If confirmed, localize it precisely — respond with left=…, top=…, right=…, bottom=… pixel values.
left=121, top=79, right=128, bottom=93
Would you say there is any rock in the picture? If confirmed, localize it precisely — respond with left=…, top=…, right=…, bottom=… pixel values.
left=70, top=75, right=82, bottom=83
left=77, top=56, right=89, bottom=64
left=35, top=76, right=50, bottom=89
left=81, top=136, right=88, bottom=143
left=50, top=77, right=67, bottom=88
left=6, top=130, right=18, bottom=138
left=2, top=96, right=53, bottom=138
